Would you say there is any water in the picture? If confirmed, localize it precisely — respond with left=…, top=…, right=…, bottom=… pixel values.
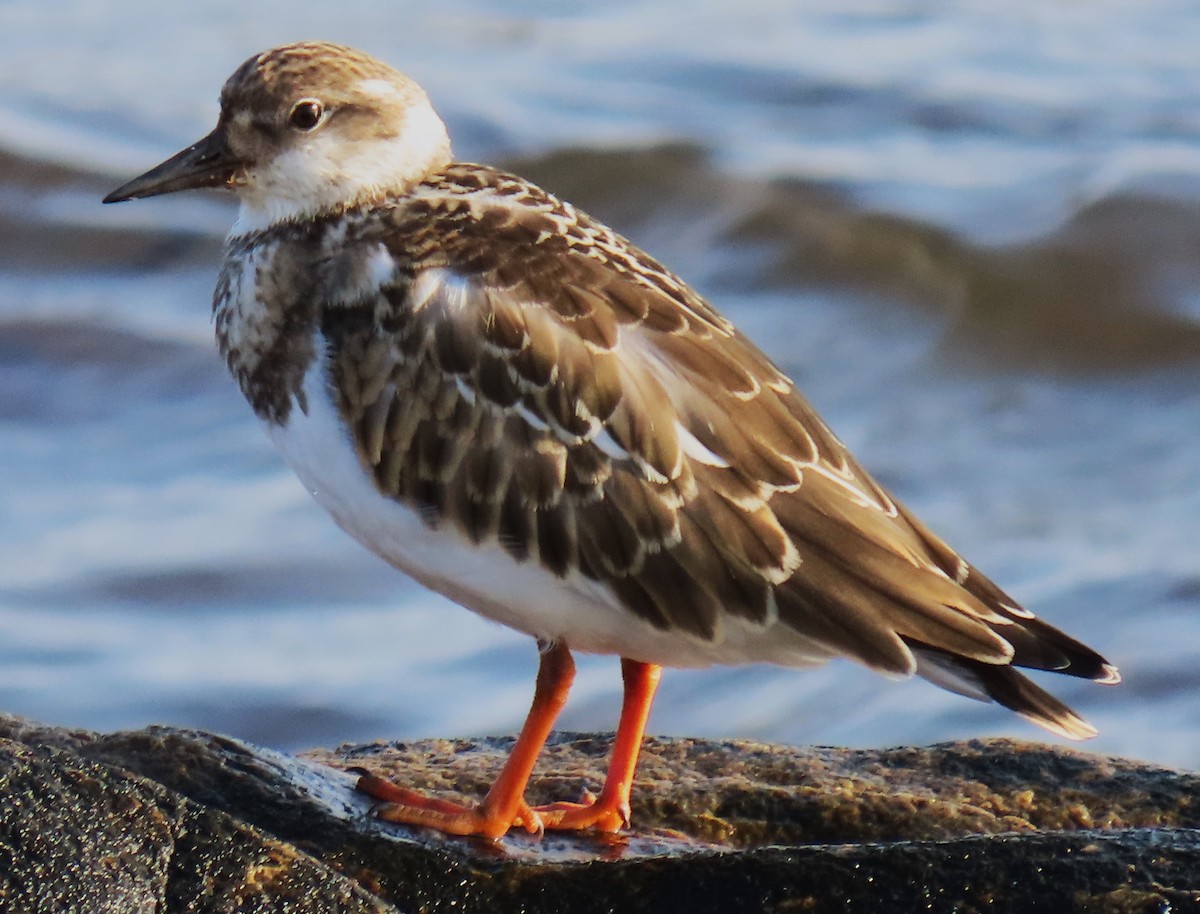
left=1, top=1, right=1198, bottom=769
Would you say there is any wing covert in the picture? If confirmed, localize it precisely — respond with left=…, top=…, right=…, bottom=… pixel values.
left=319, top=165, right=1093, bottom=685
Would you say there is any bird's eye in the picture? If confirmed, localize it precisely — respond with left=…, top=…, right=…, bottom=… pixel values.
left=288, top=99, right=325, bottom=131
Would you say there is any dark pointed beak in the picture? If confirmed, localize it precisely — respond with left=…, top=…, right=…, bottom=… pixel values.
left=103, top=128, right=242, bottom=203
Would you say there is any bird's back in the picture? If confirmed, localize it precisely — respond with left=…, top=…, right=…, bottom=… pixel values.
left=213, top=161, right=1116, bottom=739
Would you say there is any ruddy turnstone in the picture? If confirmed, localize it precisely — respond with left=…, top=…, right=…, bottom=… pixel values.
left=104, top=42, right=1119, bottom=839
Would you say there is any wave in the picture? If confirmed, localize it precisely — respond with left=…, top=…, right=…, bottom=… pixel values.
left=5, top=142, right=1200, bottom=373
left=515, top=145, right=1200, bottom=374
left=0, top=147, right=226, bottom=273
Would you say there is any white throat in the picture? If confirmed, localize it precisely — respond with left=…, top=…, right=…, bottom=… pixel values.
left=231, top=92, right=451, bottom=236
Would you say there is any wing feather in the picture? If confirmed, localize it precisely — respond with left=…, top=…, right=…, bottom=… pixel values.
left=315, top=164, right=1115, bottom=738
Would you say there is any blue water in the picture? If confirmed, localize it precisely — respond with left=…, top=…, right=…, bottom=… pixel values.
left=1, top=1, right=1198, bottom=768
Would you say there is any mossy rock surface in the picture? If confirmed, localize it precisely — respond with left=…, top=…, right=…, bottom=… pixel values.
left=1, top=713, right=1197, bottom=913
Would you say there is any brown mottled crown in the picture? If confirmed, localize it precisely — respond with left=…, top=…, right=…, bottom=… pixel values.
left=207, top=42, right=452, bottom=224
left=222, top=42, right=407, bottom=109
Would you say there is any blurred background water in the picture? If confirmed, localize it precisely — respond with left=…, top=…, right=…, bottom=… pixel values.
left=1, top=1, right=1198, bottom=769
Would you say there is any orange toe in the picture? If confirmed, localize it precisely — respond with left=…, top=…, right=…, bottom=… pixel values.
left=356, top=773, right=541, bottom=838
left=532, top=790, right=631, bottom=833
left=353, top=648, right=658, bottom=840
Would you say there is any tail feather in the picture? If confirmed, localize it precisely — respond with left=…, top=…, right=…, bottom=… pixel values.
left=889, top=497, right=1120, bottom=733
left=891, top=498, right=1118, bottom=684
left=764, top=461, right=1118, bottom=737
left=998, top=614, right=1121, bottom=683
left=913, top=646, right=1103, bottom=740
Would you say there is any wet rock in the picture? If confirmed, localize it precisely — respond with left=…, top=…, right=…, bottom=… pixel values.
left=1, top=713, right=1197, bottom=913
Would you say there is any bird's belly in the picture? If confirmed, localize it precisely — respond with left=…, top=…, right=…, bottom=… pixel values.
left=262, top=360, right=669, bottom=663
left=262, top=357, right=830, bottom=670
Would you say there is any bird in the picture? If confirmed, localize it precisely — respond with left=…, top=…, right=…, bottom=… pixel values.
left=104, top=41, right=1120, bottom=840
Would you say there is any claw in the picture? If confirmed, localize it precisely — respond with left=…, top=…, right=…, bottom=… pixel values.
left=512, top=801, right=546, bottom=836
left=528, top=791, right=630, bottom=833
left=617, top=799, right=632, bottom=830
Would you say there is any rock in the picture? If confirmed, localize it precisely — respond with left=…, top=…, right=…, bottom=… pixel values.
left=1, top=712, right=1197, bottom=913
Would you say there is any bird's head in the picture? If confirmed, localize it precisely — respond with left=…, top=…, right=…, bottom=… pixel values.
left=103, top=42, right=452, bottom=232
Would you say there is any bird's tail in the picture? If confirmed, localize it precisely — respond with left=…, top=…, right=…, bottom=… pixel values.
left=913, top=644, right=1120, bottom=740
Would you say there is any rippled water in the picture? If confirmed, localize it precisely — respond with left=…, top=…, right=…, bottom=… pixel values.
left=1, top=2, right=1198, bottom=768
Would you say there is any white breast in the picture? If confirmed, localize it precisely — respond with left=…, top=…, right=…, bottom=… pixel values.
left=264, top=340, right=832, bottom=670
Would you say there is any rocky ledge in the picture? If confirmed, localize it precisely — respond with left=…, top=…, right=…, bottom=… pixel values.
left=1, top=713, right=1197, bottom=913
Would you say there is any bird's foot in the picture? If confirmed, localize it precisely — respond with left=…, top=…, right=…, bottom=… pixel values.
left=355, top=772, right=543, bottom=839
left=530, top=789, right=630, bottom=833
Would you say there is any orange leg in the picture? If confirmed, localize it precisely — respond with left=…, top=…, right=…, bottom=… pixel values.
left=533, top=657, right=662, bottom=832
left=356, top=640, right=576, bottom=839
